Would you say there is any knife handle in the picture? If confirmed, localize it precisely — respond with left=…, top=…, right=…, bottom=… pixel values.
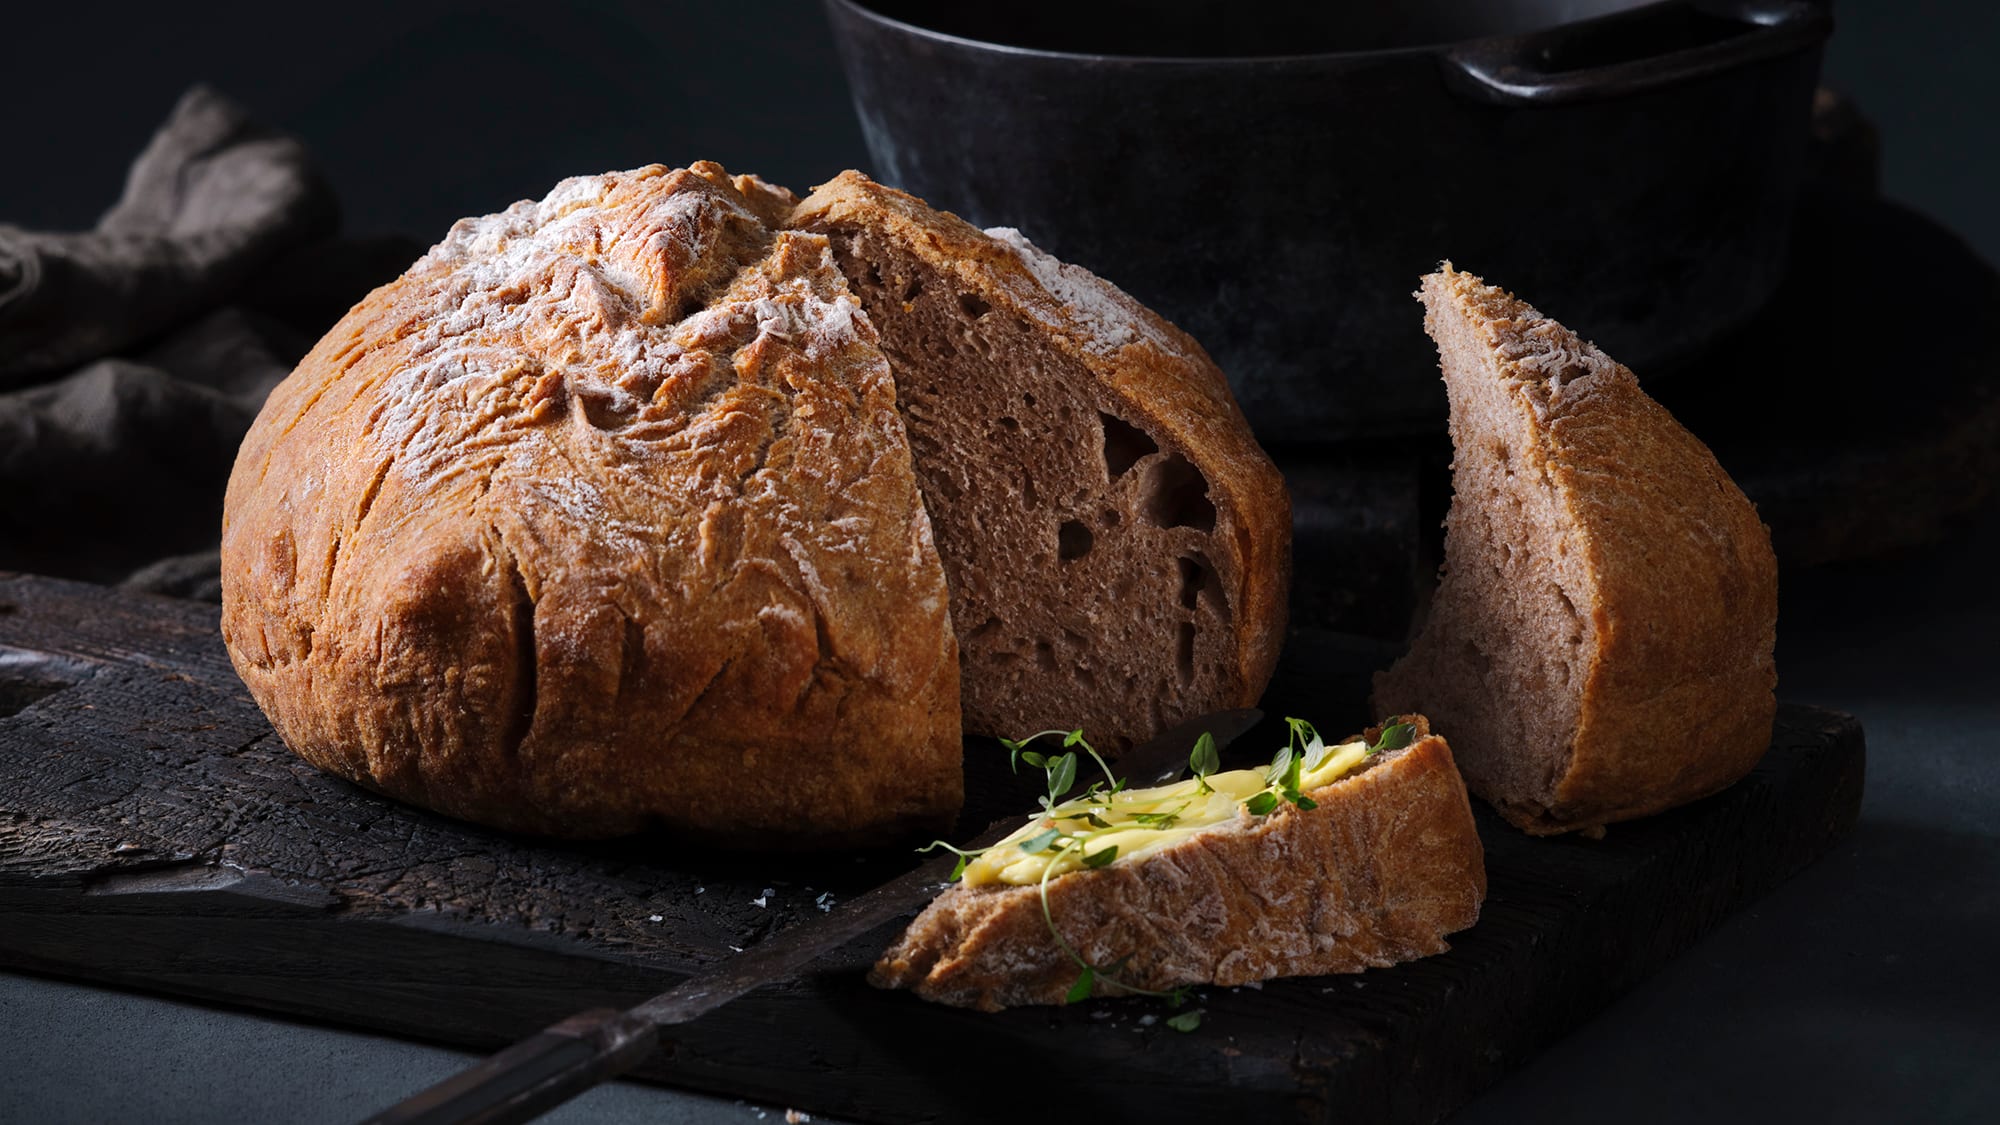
left=360, top=1008, right=658, bottom=1125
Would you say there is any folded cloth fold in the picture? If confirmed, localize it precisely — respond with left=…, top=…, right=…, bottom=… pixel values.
left=0, top=85, right=336, bottom=382
left=0, top=87, right=414, bottom=594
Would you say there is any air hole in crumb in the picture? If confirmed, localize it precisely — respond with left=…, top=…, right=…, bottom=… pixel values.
left=1023, top=392, right=1037, bottom=407
left=1175, top=622, right=1196, bottom=685
left=958, top=292, right=990, bottom=318
left=998, top=416, right=1020, bottom=433
left=965, top=616, right=1004, bottom=646
left=1176, top=555, right=1210, bottom=610
left=1140, top=454, right=1217, bottom=532
left=1058, top=521, right=1094, bottom=561
left=1034, top=641, right=1059, bottom=673
left=1555, top=586, right=1581, bottom=624
left=900, top=276, right=924, bottom=303
left=1463, top=640, right=1493, bottom=677
left=1077, top=666, right=1097, bottom=690
left=1100, top=413, right=1158, bottom=479
left=1102, top=509, right=1121, bottom=528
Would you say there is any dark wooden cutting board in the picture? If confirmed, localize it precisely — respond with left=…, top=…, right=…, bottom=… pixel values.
left=0, top=571, right=1864, bottom=1124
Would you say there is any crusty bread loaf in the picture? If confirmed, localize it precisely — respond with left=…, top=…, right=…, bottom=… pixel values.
left=871, top=716, right=1485, bottom=1010
left=1373, top=265, right=1779, bottom=836
left=792, top=173, right=1290, bottom=751
left=221, top=164, right=962, bottom=844
left=220, top=163, right=1290, bottom=843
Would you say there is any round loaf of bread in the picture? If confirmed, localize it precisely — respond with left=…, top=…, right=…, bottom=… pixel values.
left=221, top=162, right=1291, bottom=844
left=220, top=164, right=962, bottom=843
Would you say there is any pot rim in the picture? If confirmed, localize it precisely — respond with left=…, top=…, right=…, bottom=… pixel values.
left=824, top=0, right=1662, bottom=66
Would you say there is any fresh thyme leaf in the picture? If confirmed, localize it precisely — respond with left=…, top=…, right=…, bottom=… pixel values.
left=1048, top=752, right=1078, bottom=800
left=1189, top=730, right=1219, bottom=781
left=1021, top=750, right=1047, bottom=768
left=1084, top=811, right=1113, bottom=829
left=1293, top=794, right=1319, bottom=811
left=1283, top=745, right=1305, bottom=793
left=1083, top=844, right=1119, bottom=868
left=1020, top=827, right=1063, bottom=854
left=1064, top=729, right=1085, bottom=747
left=1267, top=745, right=1294, bottom=786
left=1065, top=966, right=1095, bottom=1004
left=1244, top=791, right=1280, bottom=816
left=1284, top=716, right=1319, bottom=745
left=1165, top=1009, right=1204, bottom=1033
left=950, top=853, right=970, bottom=880
left=1370, top=721, right=1416, bottom=755
left=1285, top=715, right=1335, bottom=771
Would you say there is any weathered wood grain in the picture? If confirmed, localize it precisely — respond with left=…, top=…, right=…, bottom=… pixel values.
left=0, top=571, right=1863, bottom=1124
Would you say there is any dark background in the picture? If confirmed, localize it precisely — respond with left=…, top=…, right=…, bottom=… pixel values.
left=4, top=0, right=1997, bottom=269
left=2, top=2, right=1996, bottom=1123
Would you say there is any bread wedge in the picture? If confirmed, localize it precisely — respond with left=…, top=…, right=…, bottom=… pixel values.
left=871, top=715, right=1485, bottom=1010
left=1374, top=265, right=1778, bottom=836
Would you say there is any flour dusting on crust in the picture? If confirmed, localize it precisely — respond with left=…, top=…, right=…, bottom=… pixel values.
left=984, top=226, right=1175, bottom=358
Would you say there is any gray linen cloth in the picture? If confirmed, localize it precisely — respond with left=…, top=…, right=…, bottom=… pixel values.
left=0, top=87, right=416, bottom=594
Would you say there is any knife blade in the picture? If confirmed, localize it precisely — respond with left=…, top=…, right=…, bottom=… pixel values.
left=362, top=707, right=1264, bottom=1125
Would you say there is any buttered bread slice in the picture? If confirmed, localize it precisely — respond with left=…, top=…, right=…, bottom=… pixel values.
left=871, top=715, right=1486, bottom=1010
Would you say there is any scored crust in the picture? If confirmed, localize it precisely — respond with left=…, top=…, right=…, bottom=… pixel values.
left=220, top=163, right=961, bottom=844
left=870, top=715, right=1487, bottom=1011
left=791, top=172, right=1291, bottom=750
left=1374, top=264, right=1779, bottom=835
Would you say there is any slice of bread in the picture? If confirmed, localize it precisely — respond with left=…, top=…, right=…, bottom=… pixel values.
left=871, top=716, right=1485, bottom=1010
left=791, top=173, right=1291, bottom=752
left=1374, top=265, right=1778, bottom=836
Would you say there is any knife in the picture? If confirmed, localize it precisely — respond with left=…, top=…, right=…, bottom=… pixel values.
left=362, top=707, right=1264, bottom=1125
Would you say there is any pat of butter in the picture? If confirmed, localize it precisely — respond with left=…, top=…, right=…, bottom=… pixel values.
left=962, top=740, right=1370, bottom=887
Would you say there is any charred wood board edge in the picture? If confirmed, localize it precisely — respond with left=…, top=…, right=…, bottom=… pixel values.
left=0, top=572, right=1864, bottom=1124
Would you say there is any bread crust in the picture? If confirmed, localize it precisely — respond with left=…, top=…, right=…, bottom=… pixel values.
left=870, top=716, right=1486, bottom=1010
left=1375, top=265, right=1779, bottom=835
left=220, top=163, right=962, bottom=844
left=790, top=173, right=1291, bottom=743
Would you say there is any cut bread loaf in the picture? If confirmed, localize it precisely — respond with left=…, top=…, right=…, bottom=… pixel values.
left=1373, top=265, right=1778, bottom=836
left=219, top=163, right=1289, bottom=843
left=870, top=715, right=1486, bottom=1011
left=793, top=173, right=1289, bottom=749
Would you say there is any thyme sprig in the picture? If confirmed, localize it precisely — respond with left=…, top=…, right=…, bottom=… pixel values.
left=1038, top=834, right=1194, bottom=1011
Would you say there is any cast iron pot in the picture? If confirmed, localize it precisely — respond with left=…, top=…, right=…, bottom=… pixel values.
left=824, top=0, right=1831, bottom=444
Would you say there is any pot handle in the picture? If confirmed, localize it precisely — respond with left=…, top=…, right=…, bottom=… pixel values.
left=1441, top=0, right=1831, bottom=106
